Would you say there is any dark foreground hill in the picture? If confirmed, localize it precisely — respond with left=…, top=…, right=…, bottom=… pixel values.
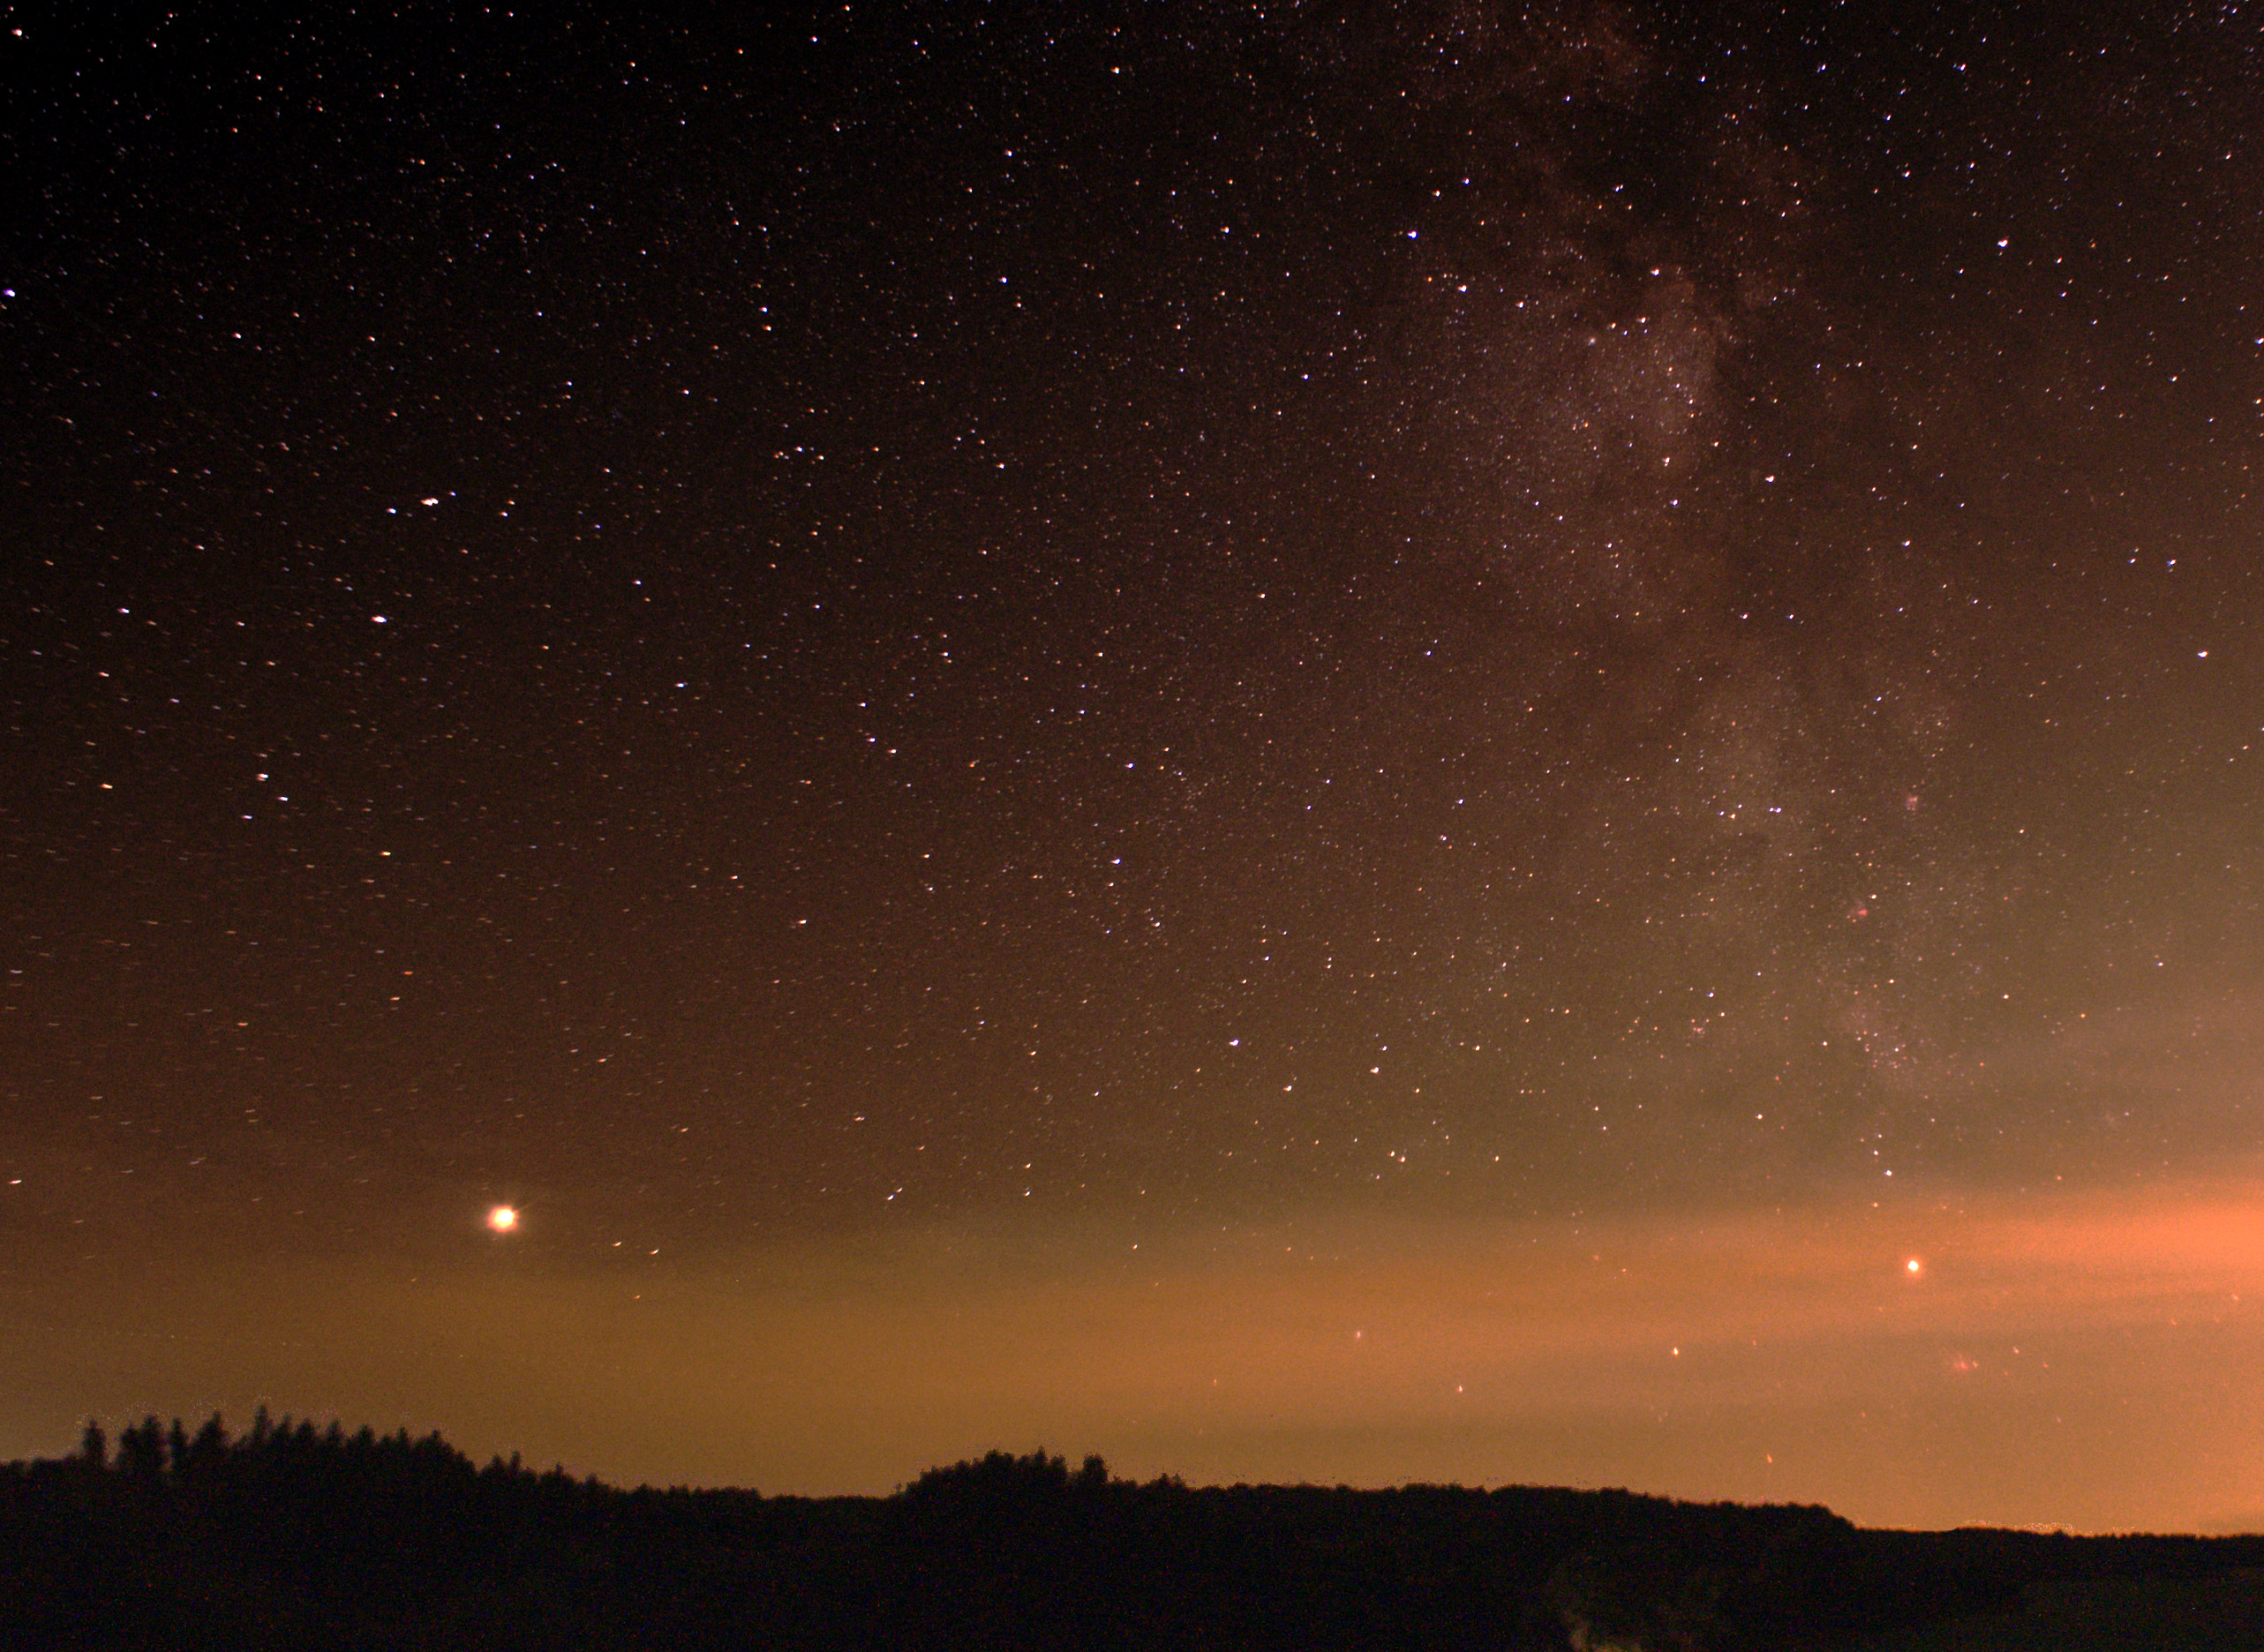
left=5, top=1416, right=2263, bottom=1650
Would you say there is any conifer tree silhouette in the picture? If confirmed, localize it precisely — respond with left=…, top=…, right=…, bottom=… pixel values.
left=117, top=1416, right=165, bottom=1482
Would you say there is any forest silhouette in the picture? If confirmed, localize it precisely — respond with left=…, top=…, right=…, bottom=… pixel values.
left=5, top=1413, right=2263, bottom=1648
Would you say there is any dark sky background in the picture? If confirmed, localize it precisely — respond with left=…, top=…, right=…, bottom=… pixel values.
left=6, top=0, right=2264, bottom=1530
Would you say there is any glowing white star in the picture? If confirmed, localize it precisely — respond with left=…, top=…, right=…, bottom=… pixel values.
left=487, top=1205, right=520, bottom=1235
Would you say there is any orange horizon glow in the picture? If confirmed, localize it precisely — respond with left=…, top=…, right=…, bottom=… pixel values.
left=15, top=1174, right=2264, bottom=1533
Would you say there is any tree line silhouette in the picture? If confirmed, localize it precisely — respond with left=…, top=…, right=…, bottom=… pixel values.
left=4, top=1414, right=2261, bottom=1648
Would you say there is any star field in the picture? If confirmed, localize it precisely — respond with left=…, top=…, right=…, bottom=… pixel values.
left=4, top=2, right=2264, bottom=1528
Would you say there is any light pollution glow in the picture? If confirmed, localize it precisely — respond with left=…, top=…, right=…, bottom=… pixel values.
left=8, top=1177, right=2263, bottom=1533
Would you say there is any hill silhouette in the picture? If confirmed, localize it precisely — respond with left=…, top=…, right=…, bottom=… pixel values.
left=4, top=1415, right=2261, bottom=1649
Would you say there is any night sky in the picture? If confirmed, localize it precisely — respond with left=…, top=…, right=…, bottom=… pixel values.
left=7, top=1, right=2264, bottom=1531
